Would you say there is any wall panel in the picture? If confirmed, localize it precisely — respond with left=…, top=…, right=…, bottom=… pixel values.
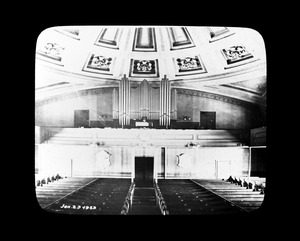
left=35, top=88, right=114, bottom=127
left=176, top=89, right=262, bottom=129
left=37, top=144, right=249, bottom=179
left=165, top=147, right=249, bottom=179
left=38, top=144, right=132, bottom=178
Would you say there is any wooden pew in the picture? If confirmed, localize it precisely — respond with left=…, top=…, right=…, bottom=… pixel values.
left=158, top=179, right=243, bottom=215
left=239, top=177, right=266, bottom=194
left=120, top=182, right=135, bottom=215
left=35, top=173, right=64, bottom=187
left=43, top=178, right=132, bottom=215
left=226, top=176, right=266, bottom=194
left=194, top=178, right=265, bottom=212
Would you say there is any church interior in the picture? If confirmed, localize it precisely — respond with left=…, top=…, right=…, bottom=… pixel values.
left=35, top=25, right=267, bottom=215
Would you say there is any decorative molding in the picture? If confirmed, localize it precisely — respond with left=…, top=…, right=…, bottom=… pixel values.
left=221, top=45, right=259, bottom=69
left=177, top=153, right=192, bottom=169
left=36, top=60, right=119, bottom=83
left=129, top=59, right=159, bottom=78
left=82, top=53, right=114, bottom=75
left=177, top=56, right=201, bottom=72
left=35, top=87, right=115, bottom=107
left=35, top=82, right=70, bottom=90
left=95, top=150, right=111, bottom=170
left=222, top=45, right=253, bottom=65
left=174, top=55, right=207, bottom=76
left=222, top=82, right=267, bottom=96
left=94, top=27, right=121, bottom=49
left=36, top=42, right=65, bottom=66
left=208, top=27, right=235, bottom=43
left=221, top=76, right=267, bottom=96
left=55, top=28, right=80, bottom=40
left=168, top=27, right=195, bottom=50
left=175, top=88, right=260, bottom=110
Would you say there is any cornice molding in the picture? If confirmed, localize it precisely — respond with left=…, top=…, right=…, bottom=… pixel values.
left=35, top=86, right=117, bottom=107
left=175, top=88, right=262, bottom=110
left=36, top=85, right=263, bottom=112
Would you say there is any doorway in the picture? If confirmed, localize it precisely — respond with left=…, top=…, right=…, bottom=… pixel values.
left=135, top=157, right=154, bottom=187
left=250, top=147, right=266, bottom=177
left=200, top=111, right=216, bottom=129
left=74, top=110, right=90, bottom=128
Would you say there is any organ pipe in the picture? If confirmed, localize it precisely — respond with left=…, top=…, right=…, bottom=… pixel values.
left=159, top=75, right=171, bottom=127
left=119, top=75, right=130, bottom=126
left=127, top=76, right=130, bottom=125
left=159, top=79, right=163, bottom=125
left=130, top=80, right=159, bottom=120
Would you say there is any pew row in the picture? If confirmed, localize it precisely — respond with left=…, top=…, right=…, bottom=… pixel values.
left=120, top=182, right=135, bottom=215
left=35, top=173, right=65, bottom=187
left=43, top=178, right=132, bottom=215
left=35, top=177, right=97, bottom=208
left=227, top=175, right=266, bottom=194
left=157, top=179, right=244, bottom=215
left=192, top=178, right=265, bottom=212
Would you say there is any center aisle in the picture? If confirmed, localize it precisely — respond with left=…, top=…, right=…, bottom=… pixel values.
left=130, top=180, right=161, bottom=215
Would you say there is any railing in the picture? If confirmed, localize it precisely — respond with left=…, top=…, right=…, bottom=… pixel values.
left=153, top=181, right=169, bottom=215
left=120, top=181, right=135, bottom=215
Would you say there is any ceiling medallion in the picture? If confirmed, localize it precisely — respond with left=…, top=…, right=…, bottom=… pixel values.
left=88, top=55, right=112, bottom=71
left=174, top=55, right=207, bottom=76
left=222, top=45, right=253, bottom=65
left=36, top=42, right=65, bottom=66
left=129, top=59, right=159, bottom=78
left=177, top=56, right=201, bottom=72
left=82, top=53, right=114, bottom=75
left=136, top=60, right=153, bottom=72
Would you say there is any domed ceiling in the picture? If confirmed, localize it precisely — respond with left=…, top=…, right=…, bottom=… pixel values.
left=35, top=26, right=266, bottom=106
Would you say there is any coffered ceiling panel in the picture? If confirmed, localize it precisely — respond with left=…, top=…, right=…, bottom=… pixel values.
left=35, top=26, right=266, bottom=105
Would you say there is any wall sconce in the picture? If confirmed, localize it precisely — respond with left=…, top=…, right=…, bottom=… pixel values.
left=90, top=141, right=105, bottom=146
left=182, top=116, right=191, bottom=121
left=185, top=142, right=200, bottom=148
